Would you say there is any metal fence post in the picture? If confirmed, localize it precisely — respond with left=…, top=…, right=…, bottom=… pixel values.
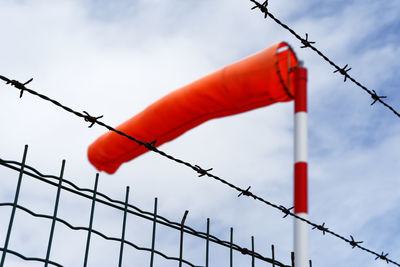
left=118, top=186, right=130, bottom=267
left=44, top=160, right=65, bottom=267
left=149, top=197, right=158, bottom=267
left=230, top=227, right=233, bottom=267
left=251, top=236, right=255, bottom=267
left=271, top=245, right=275, bottom=267
left=0, top=145, right=28, bottom=267
left=179, top=210, right=189, bottom=267
left=83, top=173, right=99, bottom=267
left=205, top=218, right=210, bottom=267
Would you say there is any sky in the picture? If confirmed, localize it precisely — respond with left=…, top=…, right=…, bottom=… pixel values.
left=0, top=0, right=400, bottom=266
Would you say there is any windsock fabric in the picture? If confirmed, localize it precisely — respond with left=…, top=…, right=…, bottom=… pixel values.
left=88, top=42, right=298, bottom=174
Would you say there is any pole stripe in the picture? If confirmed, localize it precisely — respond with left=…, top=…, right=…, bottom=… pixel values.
left=294, top=162, right=308, bottom=213
left=294, top=112, right=307, bottom=163
left=294, top=66, right=308, bottom=216
left=294, top=213, right=309, bottom=267
left=293, top=66, right=308, bottom=267
left=294, top=68, right=307, bottom=113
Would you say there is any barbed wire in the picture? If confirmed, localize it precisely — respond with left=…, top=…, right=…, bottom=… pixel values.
left=0, top=75, right=397, bottom=266
left=249, top=0, right=400, bottom=118
left=0, top=157, right=291, bottom=267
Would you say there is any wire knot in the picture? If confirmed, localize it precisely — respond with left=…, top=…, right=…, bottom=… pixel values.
left=240, top=247, right=250, bottom=255
left=144, top=140, right=157, bottom=150
left=349, top=235, right=363, bottom=248
left=371, top=90, right=387, bottom=105
left=83, top=111, right=103, bottom=128
left=312, top=222, right=328, bottom=235
left=8, top=78, right=33, bottom=98
left=375, top=252, right=389, bottom=264
left=279, top=205, right=294, bottom=218
left=333, top=64, right=352, bottom=82
left=194, top=165, right=213, bottom=177
left=238, top=186, right=255, bottom=199
left=300, top=33, right=316, bottom=48
left=251, top=0, right=268, bottom=18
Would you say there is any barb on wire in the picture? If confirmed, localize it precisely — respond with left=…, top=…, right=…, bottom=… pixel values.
left=333, top=64, right=352, bottom=82
left=251, top=0, right=268, bottom=18
left=146, top=140, right=157, bottom=148
left=376, top=252, right=389, bottom=264
left=2, top=77, right=33, bottom=98
left=279, top=206, right=294, bottom=218
left=194, top=165, right=213, bottom=177
left=349, top=235, right=363, bottom=248
left=312, top=222, right=328, bottom=235
left=238, top=186, right=256, bottom=199
left=300, top=33, right=316, bottom=48
left=248, top=0, right=400, bottom=118
left=238, top=186, right=251, bottom=197
left=83, top=111, right=103, bottom=128
left=1, top=75, right=399, bottom=267
left=371, top=90, right=387, bottom=106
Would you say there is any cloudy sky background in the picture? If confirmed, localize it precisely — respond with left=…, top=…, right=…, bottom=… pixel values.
left=0, top=0, right=399, bottom=266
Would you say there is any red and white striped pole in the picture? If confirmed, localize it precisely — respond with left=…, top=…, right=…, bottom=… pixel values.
left=293, top=62, right=308, bottom=267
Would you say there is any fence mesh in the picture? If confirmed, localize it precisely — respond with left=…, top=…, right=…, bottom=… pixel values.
left=0, top=145, right=294, bottom=267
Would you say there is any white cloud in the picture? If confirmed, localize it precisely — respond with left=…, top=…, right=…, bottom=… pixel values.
left=0, top=0, right=399, bottom=266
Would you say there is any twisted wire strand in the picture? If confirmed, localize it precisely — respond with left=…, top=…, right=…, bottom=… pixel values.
left=249, top=0, right=400, bottom=118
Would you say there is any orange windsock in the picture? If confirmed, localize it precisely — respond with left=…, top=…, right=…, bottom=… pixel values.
left=88, top=42, right=298, bottom=174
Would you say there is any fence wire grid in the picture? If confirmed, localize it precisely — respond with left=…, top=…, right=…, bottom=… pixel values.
left=0, top=145, right=298, bottom=267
